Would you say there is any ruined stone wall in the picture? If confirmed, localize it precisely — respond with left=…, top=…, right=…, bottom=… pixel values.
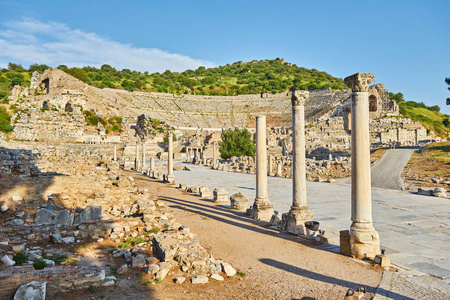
left=0, top=147, right=42, bottom=177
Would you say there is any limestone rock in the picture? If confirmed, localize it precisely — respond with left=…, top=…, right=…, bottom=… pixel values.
left=12, top=196, right=23, bottom=202
left=2, top=255, right=15, bottom=266
left=210, top=274, right=224, bottom=281
left=230, top=192, right=249, bottom=210
left=432, top=187, right=447, bottom=198
left=1, top=204, right=8, bottom=212
left=117, top=264, right=128, bottom=274
left=62, top=237, right=75, bottom=244
left=155, top=262, right=171, bottom=280
left=56, top=210, right=73, bottom=226
left=199, top=186, right=211, bottom=198
left=221, top=262, right=236, bottom=276
left=131, top=254, right=146, bottom=267
left=51, top=233, right=62, bottom=244
left=191, top=275, right=209, bottom=284
left=14, top=281, right=46, bottom=300
left=173, top=277, right=186, bottom=284
left=74, top=205, right=102, bottom=225
left=34, top=209, right=57, bottom=225
left=145, top=264, right=160, bottom=275
left=11, top=219, right=25, bottom=226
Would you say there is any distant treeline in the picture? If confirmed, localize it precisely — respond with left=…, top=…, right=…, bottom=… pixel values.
left=0, top=59, right=348, bottom=98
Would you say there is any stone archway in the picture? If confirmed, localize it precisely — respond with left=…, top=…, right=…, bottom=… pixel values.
left=369, top=95, right=378, bottom=112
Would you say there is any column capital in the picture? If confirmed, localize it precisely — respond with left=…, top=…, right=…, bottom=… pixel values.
left=344, top=73, right=375, bottom=92
left=291, top=90, right=309, bottom=106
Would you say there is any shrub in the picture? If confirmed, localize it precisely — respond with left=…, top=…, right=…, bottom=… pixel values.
left=33, top=259, right=48, bottom=270
left=13, top=251, right=28, bottom=265
left=219, top=128, right=256, bottom=159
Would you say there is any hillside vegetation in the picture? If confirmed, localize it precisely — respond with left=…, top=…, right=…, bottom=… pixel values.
left=1, top=61, right=448, bottom=137
left=389, top=92, right=450, bottom=138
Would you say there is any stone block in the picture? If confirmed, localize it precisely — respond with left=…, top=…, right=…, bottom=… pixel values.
left=213, top=188, right=228, bottom=203
left=1, top=255, right=15, bottom=266
left=14, top=281, right=46, bottom=300
left=191, top=275, right=209, bottom=284
left=62, top=237, right=75, bottom=244
left=221, top=262, right=236, bottom=276
left=339, top=230, right=351, bottom=257
left=74, top=206, right=102, bottom=225
left=132, top=254, right=146, bottom=267
left=230, top=192, right=248, bottom=210
left=51, top=233, right=62, bottom=244
left=199, top=186, right=211, bottom=198
left=56, top=210, right=73, bottom=227
left=34, top=209, right=57, bottom=225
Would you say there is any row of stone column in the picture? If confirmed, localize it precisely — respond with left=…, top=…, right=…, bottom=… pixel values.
left=250, top=73, right=380, bottom=259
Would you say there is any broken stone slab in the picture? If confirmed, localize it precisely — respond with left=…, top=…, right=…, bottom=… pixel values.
left=55, top=210, right=73, bottom=227
left=145, top=264, right=160, bottom=275
left=155, top=262, right=171, bottom=280
left=417, top=188, right=433, bottom=196
left=61, top=237, right=75, bottom=244
left=50, top=233, right=62, bottom=244
left=432, top=187, right=447, bottom=198
left=74, top=205, right=102, bottom=226
left=34, top=209, right=57, bottom=225
left=117, top=264, right=128, bottom=274
left=131, top=254, right=146, bottom=267
left=230, top=192, right=249, bottom=210
left=221, top=262, right=236, bottom=276
left=11, top=219, right=25, bottom=226
left=2, top=255, right=15, bottom=266
left=210, top=274, right=224, bottom=281
left=13, top=281, right=46, bottom=300
left=173, top=277, right=186, bottom=284
left=191, top=275, right=209, bottom=284
left=12, top=196, right=23, bottom=202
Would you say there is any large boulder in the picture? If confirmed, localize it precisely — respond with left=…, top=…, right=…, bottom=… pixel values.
left=14, top=281, right=46, bottom=300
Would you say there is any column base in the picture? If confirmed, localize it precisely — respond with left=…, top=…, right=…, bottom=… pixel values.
left=350, top=222, right=380, bottom=259
left=165, top=174, right=175, bottom=185
left=250, top=199, right=274, bottom=221
left=283, top=207, right=313, bottom=235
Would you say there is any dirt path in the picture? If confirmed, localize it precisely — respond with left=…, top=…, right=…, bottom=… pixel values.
left=131, top=172, right=383, bottom=300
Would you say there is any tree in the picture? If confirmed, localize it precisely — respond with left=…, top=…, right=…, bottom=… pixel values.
left=28, top=64, right=49, bottom=74
left=0, top=106, right=13, bottom=132
left=219, top=128, right=256, bottom=159
left=446, top=77, right=450, bottom=105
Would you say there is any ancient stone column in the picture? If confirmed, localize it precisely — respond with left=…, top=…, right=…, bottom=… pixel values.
left=213, top=142, right=217, bottom=168
left=113, top=145, right=117, bottom=161
left=251, top=115, right=273, bottom=221
left=142, top=143, right=146, bottom=169
left=135, top=143, right=140, bottom=170
left=276, top=163, right=282, bottom=177
left=166, top=132, right=175, bottom=184
left=268, top=154, right=273, bottom=176
left=284, top=91, right=313, bottom=235
left=344, top=72, right=380, bottom=259
left=150, top=157, right=155, bottom=171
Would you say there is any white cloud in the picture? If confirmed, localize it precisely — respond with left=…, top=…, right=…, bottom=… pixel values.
left=0, top=19, right=215, bottom=72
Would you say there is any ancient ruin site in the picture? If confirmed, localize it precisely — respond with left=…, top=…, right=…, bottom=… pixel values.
left=0, top=65, right=448, bottom=300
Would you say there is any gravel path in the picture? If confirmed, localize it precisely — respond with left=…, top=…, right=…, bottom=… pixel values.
left=371, top=148, right=418, bottom=190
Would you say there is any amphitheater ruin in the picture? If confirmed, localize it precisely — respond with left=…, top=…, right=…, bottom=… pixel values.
left=1, top=68, right=449, bottom=299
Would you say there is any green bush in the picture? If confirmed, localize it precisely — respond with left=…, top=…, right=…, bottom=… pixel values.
left=13, top=251, right=29, bottom=265
left=33, top=259, right=48, bottom=270
left=219, top=128, right=256, bottom=159
left=0, top=106, right=13, bottom=133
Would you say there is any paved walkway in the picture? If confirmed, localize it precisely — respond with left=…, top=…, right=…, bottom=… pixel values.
left=371, top=148, right=418, bottom=190
left=170, top=161, right=450, bottom=287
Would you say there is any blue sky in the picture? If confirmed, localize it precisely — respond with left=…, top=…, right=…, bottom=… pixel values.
left=0, top=0, right=449, bottom=114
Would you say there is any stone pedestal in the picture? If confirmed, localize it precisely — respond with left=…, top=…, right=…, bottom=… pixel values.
left=286, top=91, right=313, bottom=235
left=345, top=73, right=380, bottom=259
left=213, top=188, right=228, bottom=203
left=250, top=115, right=273, bottom=221
left=230, top=192, right=249, bottom=211
left=199, top=186, right=211, bottom=198
left=276, top=163, right=282, bottom=177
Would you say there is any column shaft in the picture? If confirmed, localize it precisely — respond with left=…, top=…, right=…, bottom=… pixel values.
left=142, top=144, right=146, bottom=169
left=255, top=116, right=268, bottom=202
left=292, top=105, right=307, bottom=208
left=351, top=92, right=372, bottom=224
left=168, top=133, right=174, bottom=175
